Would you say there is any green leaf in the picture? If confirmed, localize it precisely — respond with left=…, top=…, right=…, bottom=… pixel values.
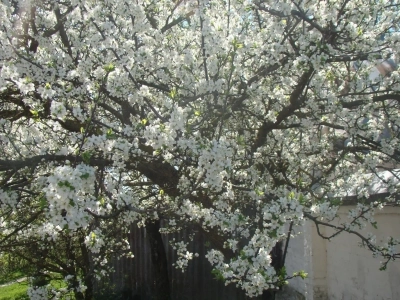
left=330, top=198, right=342, bottom=206
left=269, top=229, right=278, bottom=238
left=103, top=63, right=115, bottom=72
left=299, top=271, right=308, bottom=279
left=211, top=269, right=225, bottom=282
left=294, top=270, right=308, bottom=279
left=169, top=87, right=177, bottom=99
left=277, top=267, right=289, bottom=286
left=58, top=180, right=75, bottom=190
left=326, top=70, right=335, bottom=82
left=278, top=266, right=287, bottom=278
left=232, top=38, right=244, bottom=49
left=30, top=110, right=39, bottom=117
left=80, top=173, right=90, bottom=179
left=299, top=193, right=305, bottom=204
left=296, top=177, right=304, bottom=188
left=106, top=128, right=116, bottom=139
left=90, top=232, right=96, bottom=246
left=82, top=151, right=92, bottom=164
left=39, top=196, right=48, bottom=210
left=255, top=188, right=264, bottom=196
left=237, top=135, right=245, bottom=146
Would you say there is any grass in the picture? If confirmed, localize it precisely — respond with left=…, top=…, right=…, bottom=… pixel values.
left=0, top=280, right=29, bottom=300
left=0, top=271, right=27, bottom=286
left=0, top=278, right=73, bottom=300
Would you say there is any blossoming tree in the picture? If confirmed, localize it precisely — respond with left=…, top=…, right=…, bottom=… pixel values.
left=1, top=0, right=400, bottom=298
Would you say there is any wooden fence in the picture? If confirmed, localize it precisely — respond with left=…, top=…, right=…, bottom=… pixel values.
left=95, top=223, right=263, bottom=300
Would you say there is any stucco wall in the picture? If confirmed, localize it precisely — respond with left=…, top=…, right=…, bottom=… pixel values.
left=284, top=206, right=400, bottom=300
left=324, top=206, right=400, bottom=300
left=281, top=222, right=314, bottom=300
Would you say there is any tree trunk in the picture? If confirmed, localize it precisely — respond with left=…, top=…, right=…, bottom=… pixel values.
left=146, top=220, right=171, bottom=300
left=74, top=291, right=85, bottom=300
left=79, top=236, right=94, bottom=300
left=262, top=241, right=283, bottom=300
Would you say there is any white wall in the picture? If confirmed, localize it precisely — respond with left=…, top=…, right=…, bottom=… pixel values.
left=283, top=206, right=400, bottom=300
left=324, top=206, right=400, bottom=300
left=281, top=221, right=315, bottom=300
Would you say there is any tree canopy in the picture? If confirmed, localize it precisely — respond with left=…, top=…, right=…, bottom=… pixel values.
left=1, top=0, right=400, bottom=298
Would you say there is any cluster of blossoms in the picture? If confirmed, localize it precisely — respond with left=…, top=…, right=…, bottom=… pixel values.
left=44, top=164, right=96, bottom=230
left=1, top=0, right=400, bottom=298
left=27, top=286, right=50, bottom=300
left=170, top=240, right=199, bottom=271
left=27, top=275, right=85, bottom=300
